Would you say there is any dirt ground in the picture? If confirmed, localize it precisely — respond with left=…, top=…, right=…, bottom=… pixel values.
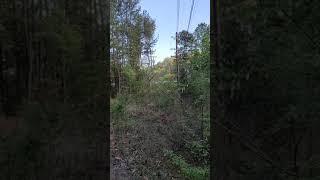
left=111, top=127, right=134, bottom=180
left=110, top=103, right=186, bottom=180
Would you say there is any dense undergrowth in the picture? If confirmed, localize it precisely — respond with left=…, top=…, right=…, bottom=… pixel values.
left=164, top=150, right=209, bottom=180
left=111, top=72, right=210, bottom=179
left=110, top=1, right=210, bottom=178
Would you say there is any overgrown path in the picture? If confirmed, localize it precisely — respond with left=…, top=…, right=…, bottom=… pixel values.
left=111, top=101, right=185, bottom=179
left=111, top=126, right=133, bottom=179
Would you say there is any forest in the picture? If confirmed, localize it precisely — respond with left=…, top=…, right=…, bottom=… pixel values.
left=110, top=0, right=210, bottom=179
left=1, top=0, right=320, bottom=179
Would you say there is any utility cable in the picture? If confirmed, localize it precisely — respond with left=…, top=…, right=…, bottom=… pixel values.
left=176, top=0, right=180, bottom=33
left=187, top=0, right=195, bottom=32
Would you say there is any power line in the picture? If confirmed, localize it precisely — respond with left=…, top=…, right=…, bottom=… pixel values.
left=176, top=0, right=180, bottom=33
left=176, top=0, right=180, bottom=86
left=192, top=0, right=197, bottom=28
left=187, top=0, right=195, bottom=32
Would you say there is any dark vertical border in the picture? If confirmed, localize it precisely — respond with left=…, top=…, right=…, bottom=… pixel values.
left=106, top=0, right=111, bottom=179
left=210, top=0, right=215, bottom=179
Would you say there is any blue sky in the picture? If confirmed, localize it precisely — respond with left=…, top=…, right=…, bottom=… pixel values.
left=139, top=0, right=210, bottom=63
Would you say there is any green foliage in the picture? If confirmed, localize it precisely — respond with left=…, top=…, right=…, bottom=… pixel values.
left=164, top=150, right=209, bottom=180
left=110, top=1, right=210, bottom=178
left=186, top=140, right=209, bottom=165
left=111, top=96, right=137, bottom=130
left=110, top=0, right=157, bottom=96
left=202, top=116, right=210, bottom=139
left=123, top=65, right=138, bottom=87
left=149, top=80, right=177, bottom=111
left=111, top=96, right=127, bottom=117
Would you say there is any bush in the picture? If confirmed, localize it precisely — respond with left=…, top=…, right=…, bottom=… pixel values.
left=111, top=96, right=127, bottom=116
left=111, top=95, right=136, bottom=130
left=149, top=80, right=177, bottom=111
left=164, top=150, right=209, bottom=180
left=186, top=140, right=209, bottom=165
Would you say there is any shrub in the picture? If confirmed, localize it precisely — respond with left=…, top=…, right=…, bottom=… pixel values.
left=111, top=96, right=127, bottom=116
left=164, top=150, right=209, bottom=180
left=186, top=140, right=209, bottom=165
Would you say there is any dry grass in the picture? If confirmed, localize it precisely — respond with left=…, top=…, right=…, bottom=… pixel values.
left=111, top=99, right=192, bottom=179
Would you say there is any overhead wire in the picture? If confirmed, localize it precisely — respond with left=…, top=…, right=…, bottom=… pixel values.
left=192, top=0, right=198, bottom=29
left=176, top=0, right=180, bottom=83
left=187, top=0, right=195, bottom=32
left=176, top=0, right=180, bottom=33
